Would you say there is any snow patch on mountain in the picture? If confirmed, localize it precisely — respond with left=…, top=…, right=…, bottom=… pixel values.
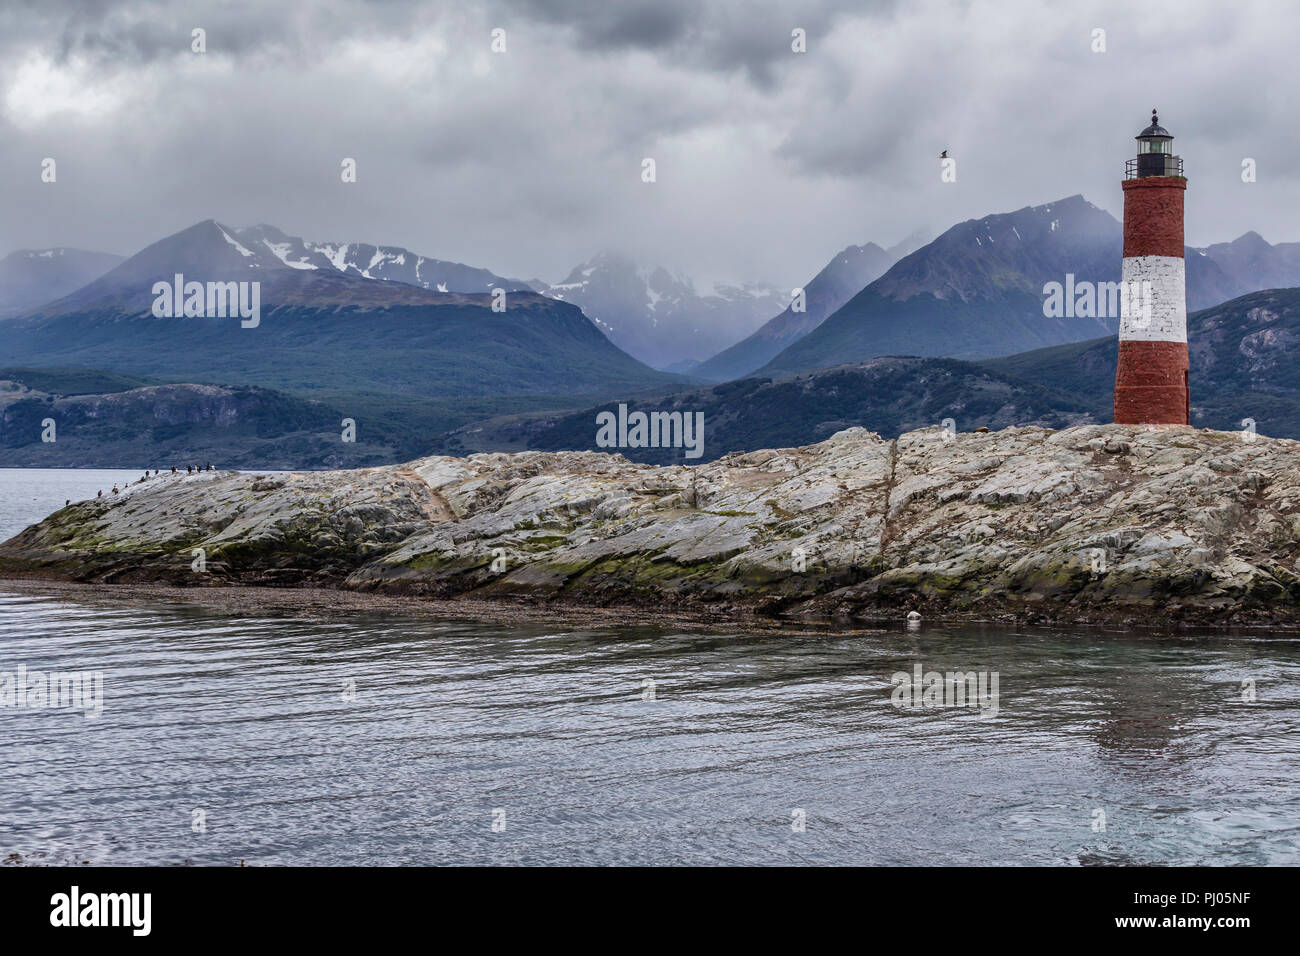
left=258, top=239, right=317, bottom=269
left=217, top=225, right=258, bottom=261
left=229, top=226, right=533, bottom=296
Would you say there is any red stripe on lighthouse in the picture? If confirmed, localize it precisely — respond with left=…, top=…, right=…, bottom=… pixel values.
left=1113, top=341, right=1189, bottom=425
left=1121, top=177, right=1186, bottom=258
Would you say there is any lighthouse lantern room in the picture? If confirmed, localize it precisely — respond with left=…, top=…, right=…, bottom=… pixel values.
left=1128, top=110, right=1183, bottom=179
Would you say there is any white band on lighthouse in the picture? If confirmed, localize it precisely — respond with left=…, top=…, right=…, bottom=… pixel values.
left=1119, top=255, right=1186, bottom=341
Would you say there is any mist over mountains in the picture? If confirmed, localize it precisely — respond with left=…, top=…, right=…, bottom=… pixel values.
left=535, top=252, right=786, bottom=370
left=0, top=248, right=123, bottom=317
left=692, top=242, right=896, bottom=382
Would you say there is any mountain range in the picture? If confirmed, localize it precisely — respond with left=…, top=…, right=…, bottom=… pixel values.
left=12, top=284, right=1300, bottom=468
left=0, top=220, right=683, bottom=400
left=752, top=197, right=1300, bottom=378
left=535, top=251, right=786, bottom=370
left=6, top=199, right=1300, bottom=469
left=449, top=285, right=1300, bottom=465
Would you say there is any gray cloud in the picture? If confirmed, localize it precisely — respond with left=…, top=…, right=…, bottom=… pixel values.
left=1, top=0, right=1298, bottom=295
left=505, top=0, right=882, bottom=87
left=518, top=0, right=692, bottom=51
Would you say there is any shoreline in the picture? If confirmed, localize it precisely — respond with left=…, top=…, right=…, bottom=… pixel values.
left=0, top=574, right=839, bottom=634
left=6, top=574, right=1300, bottom=637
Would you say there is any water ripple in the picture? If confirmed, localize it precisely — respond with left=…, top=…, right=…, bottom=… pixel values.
left=2, top=587, right=1299, bottom=865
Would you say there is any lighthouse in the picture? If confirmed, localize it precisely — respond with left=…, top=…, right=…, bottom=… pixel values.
left=1113, top=109, right=1189, bottom=426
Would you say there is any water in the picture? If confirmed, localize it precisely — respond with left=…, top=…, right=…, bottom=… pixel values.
left=2, top=468, right=1299, bottom=865
left=0, top=468, right=145, bottom=541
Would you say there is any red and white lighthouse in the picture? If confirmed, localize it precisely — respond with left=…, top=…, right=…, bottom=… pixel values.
left=1113, top=109, right=1189, bottom=426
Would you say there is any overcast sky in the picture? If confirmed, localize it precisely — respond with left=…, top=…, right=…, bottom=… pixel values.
left=2, top=0, right=1298, bottom=289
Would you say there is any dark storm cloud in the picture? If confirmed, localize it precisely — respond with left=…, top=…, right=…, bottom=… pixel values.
left=8, top=0, right=289, bottom=64
left=4, top=0, right=437, bottom=67
left=505, top=0, right=889, bottom=87
left=1, top=0, right=1298, bottom=292
left=516, top=0, right=692, bottom=51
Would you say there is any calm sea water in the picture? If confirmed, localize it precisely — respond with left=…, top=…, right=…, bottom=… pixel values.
left=2, top=468, right=1299, bottom=865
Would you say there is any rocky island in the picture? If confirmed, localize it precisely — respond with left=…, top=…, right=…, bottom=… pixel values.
left=4, top=423, right=1300, bottom=626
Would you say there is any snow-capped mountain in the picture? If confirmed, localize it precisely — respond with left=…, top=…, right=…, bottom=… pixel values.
left=537, top=252, right=786, bottom=369
left=233, top=225, right=535, bottom=293
left=18, top=221, right=536, bottom=317
left=0, top=220, right=682, bottom=399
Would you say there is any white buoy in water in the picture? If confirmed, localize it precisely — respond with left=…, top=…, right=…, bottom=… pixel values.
left=906, top=610, right=922, bottom=628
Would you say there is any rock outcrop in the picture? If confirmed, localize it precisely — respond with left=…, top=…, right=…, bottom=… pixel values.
left=4, top=424, right=1300, bottom=625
